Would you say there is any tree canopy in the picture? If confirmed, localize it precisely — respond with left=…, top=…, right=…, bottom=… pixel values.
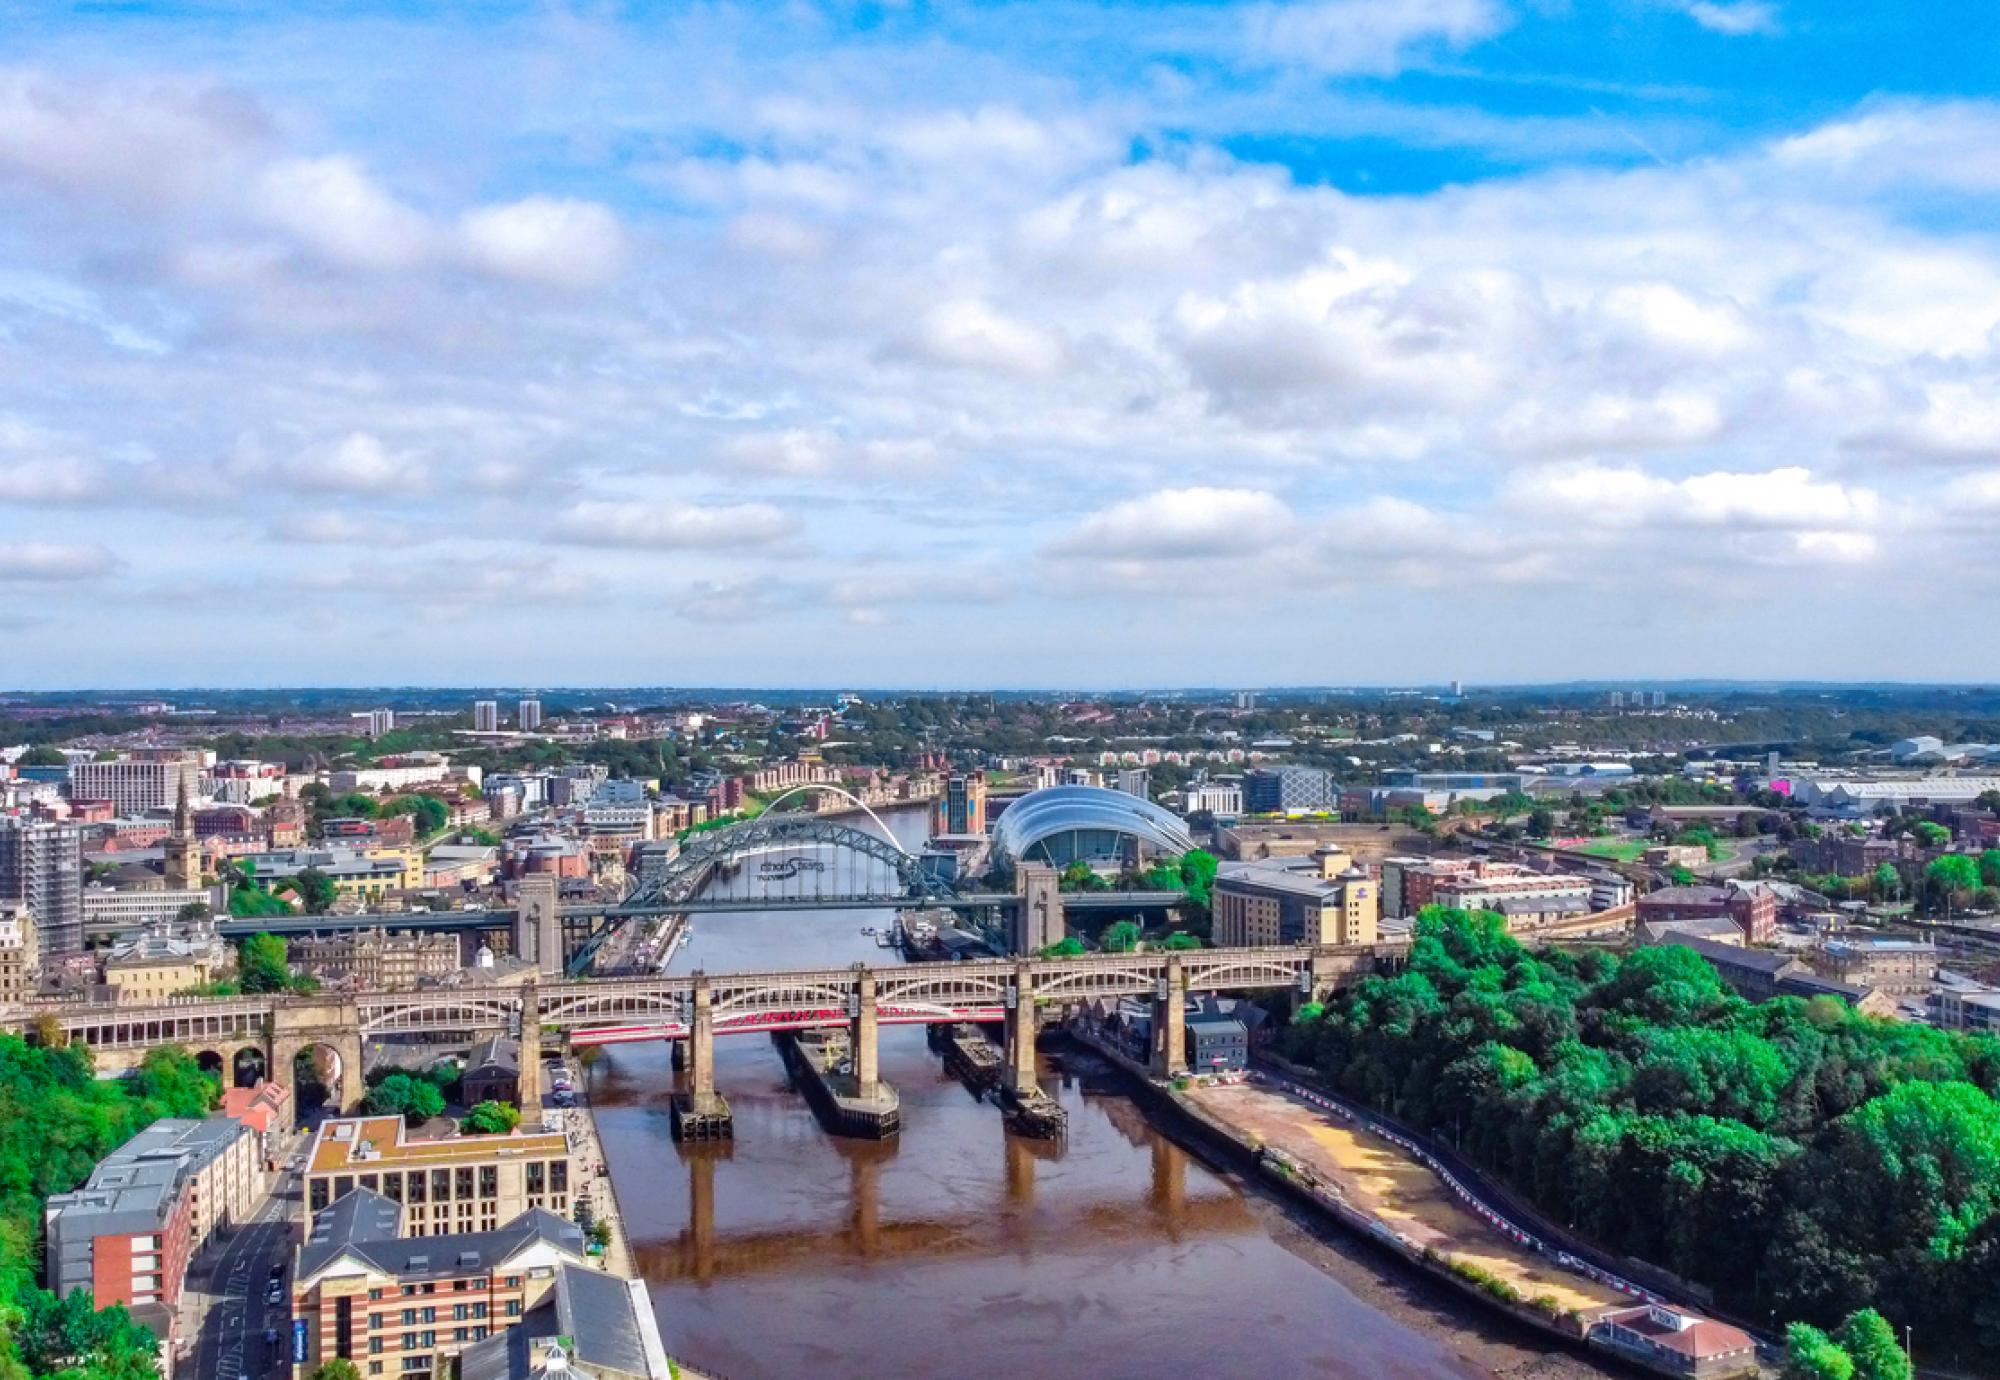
left=1283, top=906, right=2000, bottom=1347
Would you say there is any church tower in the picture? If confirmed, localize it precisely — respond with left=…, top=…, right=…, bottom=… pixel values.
left=164, top=780, right=200, bottom=891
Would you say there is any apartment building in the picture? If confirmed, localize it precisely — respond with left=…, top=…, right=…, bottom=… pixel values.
left=1635, top=883, right=1778, bottom=945
left=0, top=816, right=82, bottom=955
left=1212, top=850, right=1378, bottom=947
left=70, top=753, right=204, bottom=816
left=305, top=1117, right=573, bottom=1236
left=290, top=931, right=461, bottom=990
left=291, top=1188, right=592, bottom=1380
left=1809, top=936, right=1937, bottom=996
left=0, top=900, right=37, bottom=1003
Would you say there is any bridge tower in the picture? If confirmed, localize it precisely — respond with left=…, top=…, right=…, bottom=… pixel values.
left=1004, top=962, right=1038, bottom=1093
left=1012, top=862, right=1060, bottom=955
left=1150, top=952, right=1186, bottom=1078
left=515, top=874, right=562, bottom=977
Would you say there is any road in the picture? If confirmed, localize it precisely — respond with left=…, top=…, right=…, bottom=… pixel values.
left=185, top=1158, right=301, bottom=1380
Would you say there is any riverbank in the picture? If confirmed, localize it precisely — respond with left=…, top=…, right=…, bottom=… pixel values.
left=1060, top=1028, right=1752, bottom=1379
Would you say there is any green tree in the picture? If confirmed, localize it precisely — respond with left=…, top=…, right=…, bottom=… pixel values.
left=404, top=1079, right=445, bottom=1124
left=293, top=867, right=338, bottom=915
left=1102, top=919, right=1142, bottom=953
left=1038, top=936, right=1085, bottom=958
left=1836, top=1309, right=1911, bottom=1380
left=1526, top=808, right=1557, bottom=838
left=311, top=1360, right=365, bottom=1380
left=1785, top=1322, right=1855, bottom=1380
left=461, top=1100, right=520, bottom=1134
left=366, top=1072, right=414, bottom=1117
left=1928, top=855, right=1981, bottom=918
left=1161, top=931, right=1202, bottom=950
left=1872, top=862, right=1901, bottom=903
left=1914, top=821, right=1951, bottom=848
left=1178, top=849, right=1218, bottom=908
left=14, top=1283, right=162, bottom=1379
left=237, top=933, right=294, bottom=993
left=1980, top=849, right=2000, bottom=889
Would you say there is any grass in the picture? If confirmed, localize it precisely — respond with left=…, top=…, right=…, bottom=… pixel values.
left=1575, top=838, right=1649, bottom=863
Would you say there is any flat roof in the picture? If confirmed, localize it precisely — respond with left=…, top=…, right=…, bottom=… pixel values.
left=309, top=1116, right=568, bottom=1175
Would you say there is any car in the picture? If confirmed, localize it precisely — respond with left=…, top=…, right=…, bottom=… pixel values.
left=266, top=1283, right=284, bottom=1304
left=269, top=1264, right=284, bottom=1280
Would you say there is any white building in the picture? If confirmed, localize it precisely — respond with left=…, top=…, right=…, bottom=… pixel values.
left=518, top=698, right=543, bottom=731
left=1183, top=781, right=1243, bottom=816
left=367, top=708, right=397, bottom=738
left=473, top=700, right=499, bottom=733
left=70, top=756, right=203, bottom=815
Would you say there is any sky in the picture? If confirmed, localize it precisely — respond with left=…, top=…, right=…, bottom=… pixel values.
left=2, top=1, right=2000, bottom=690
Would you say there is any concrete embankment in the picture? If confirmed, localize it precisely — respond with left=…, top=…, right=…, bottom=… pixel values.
left=778, top=1029, right=900, bottom=1138
left=1059, top=1027, right=1734, bottom=1379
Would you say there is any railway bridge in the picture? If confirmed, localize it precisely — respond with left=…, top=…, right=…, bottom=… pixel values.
left=3, top=942, right=1402, bottom=1117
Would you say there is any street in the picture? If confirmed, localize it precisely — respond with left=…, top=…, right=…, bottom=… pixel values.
left=185, top=1159, right=301, bottom=1380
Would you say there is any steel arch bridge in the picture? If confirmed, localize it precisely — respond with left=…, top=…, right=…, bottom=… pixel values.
left=567, top=811, right=959, bottom=974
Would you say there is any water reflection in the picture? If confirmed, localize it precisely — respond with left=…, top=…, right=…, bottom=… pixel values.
left=593, top=807, right=1570, bottom=1379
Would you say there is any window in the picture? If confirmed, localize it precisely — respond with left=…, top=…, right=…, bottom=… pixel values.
left=478, top=1165, right=496, bottom=1198
left=383, top=1174, right=402, bottom=1203
left=471, top=1303, right=486, bottom=1319
left=401, top=1333, right=416, bottom=1350
left=370, top=1315, right=384, bottom=1331
left=550, top=1161, right=568, bottom=1193
left=505, top=1301, right=522, bottom=1318
left=472, top=1327, right=487, bottom=1341
left=453, top=1328, right=467, bottom=1343
left=454, top=1168, right=473, bottom=1200
left=420, top=1307, right=434, bottom=1324
left=369, top=1289, right=383, bottom=1302
left=452, top=1305, right=466, bottom=1321
left=406, top=1173, right=426, bottom=1204
left=401, top=1310, right=415, bottom=1327
left=419, top=1331, right=434, bottom=1348
left=504, top=1276, right=520, bottom=1288
left=431, top=1169, right=450, bottom=1201
left=370, top=1339, right=383, bottom=1355
left=525, top=1163, right=544, bottom=1194
left=335, top=1175, right=354, bottom=1199
left=310, top=1180, right=330, bottom=1213
left=360, top=1173, right=379, bottom=1194
left=452, top=1280, right=468, bottom=1292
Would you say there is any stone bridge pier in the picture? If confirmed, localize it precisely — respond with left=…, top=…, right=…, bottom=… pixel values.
left=269, top=999, right=365, bottom=1114
left=1005, top=962, right=1038, bottom=1093
left=1150, top=953, right=1187, bottom=1078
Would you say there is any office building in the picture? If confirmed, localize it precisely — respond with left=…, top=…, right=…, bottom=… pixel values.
left=1809, top=936, right=1936, bottom=996
left=1182, top=781, right=1242, bottom=816
left=1242, top=767, right=1335, bottom=815
left=1115, top=768, right=1150, bottom=800
left=305, top=1117, right=573, bottom=1235
left=459, top=1262, right=675, bottom=1380
left=70, top=753, right=203, bottom=816
left=1212, top=850, right=1377, bottom=947
left=473, top=701, right=500, bottom=733
left=0, top=900, right=36, bottom=1002
left=0, top=816, right=83, bottom=956
left=517, top=699, right=543, bottom=732
left=931, top=773, right=988, bottom=837
left=368, top=709, right=398, bottom=738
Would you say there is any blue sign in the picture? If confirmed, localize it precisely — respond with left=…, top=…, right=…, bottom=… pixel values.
left=291, top=1319, right=307, bottom=1363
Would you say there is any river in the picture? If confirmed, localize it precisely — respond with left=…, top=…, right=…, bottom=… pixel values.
left=590, top=805, right=1621, bottom=1379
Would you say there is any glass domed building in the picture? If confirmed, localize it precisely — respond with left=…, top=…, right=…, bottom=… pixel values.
left=988, top=784, right=1195, bottom=873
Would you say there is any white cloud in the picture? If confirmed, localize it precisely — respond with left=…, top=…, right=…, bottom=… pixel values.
left=0, top=69, right=266, bottom=206
left=552, top=498, right=799, bottom=548
left=0, top=542, right=120, bottom=580
left=1684, top=2, right=1780, bottom=37
left=1245, top=0, right=1510, bottom=75
left=254, top=156, right=436, bottom=271
left=910, top=300, right=1067, bottom=377
left=1051, top=488, right=1296, bottom=559
left=287, top=433, right=414, bottom=495
left=457, top=197, right=628, bottom=289
left=1504, top=462, right=1879, bottom=531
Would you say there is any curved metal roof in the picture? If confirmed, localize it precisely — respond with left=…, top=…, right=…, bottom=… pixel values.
left=990, top=784, right=1195, bottom=863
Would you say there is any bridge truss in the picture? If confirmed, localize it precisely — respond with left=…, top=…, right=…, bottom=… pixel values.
left=565, top=811, right=961, bottom=975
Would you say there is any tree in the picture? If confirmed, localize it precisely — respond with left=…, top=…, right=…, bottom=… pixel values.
left=461, top=1100, right=520, bottom=1134
left=1914, top=821, right=1951, bottom=848
left=1873, top=862, right=1902, bottom=903
left=589, top=1218, right=612, bottom=1250
left=1038, top=936, right=1085, bottom=958
left=404, top=1079, right=445, bottom=1124
left=1785, top=1322, right=1855, bottom=1380
left=366, top=1072, right=414, bottom=1117
left=1836, top=1310, right=1912, bottom=1380
left=14, top=1283, right=162, bottom=1379
left=293, top=867, right=338, bottom=915
left=238, top=933, right=294, bottom=993
left=1103, top=919, right=1142, bottom=953
left=175, top=900, right=212, bottom=924
left=1927, top=855, right=1981, bottom=919
left=311, top=1361, right=364, bottom=1380
left=1980, top=849, right=2000, bottom=889
left=1161, top=931, right=1202, bottom=950
left=1526, top=808, right=1557, bottom=838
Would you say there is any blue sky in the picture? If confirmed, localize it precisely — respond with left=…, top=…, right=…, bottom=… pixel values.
left=1, top=1, right=1998, bottom=687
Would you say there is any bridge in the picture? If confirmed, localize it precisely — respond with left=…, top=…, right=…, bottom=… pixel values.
left=215, top=809, right=1189, bottom=974
left=4, top=942, right=1402, bottom=1121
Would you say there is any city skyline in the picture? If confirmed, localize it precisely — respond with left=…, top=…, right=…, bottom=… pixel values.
left=4, top=2, right=2000, bottom=685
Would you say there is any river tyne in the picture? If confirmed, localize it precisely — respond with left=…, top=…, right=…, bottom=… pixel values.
left=589, top=805, right=1624, bottom=1379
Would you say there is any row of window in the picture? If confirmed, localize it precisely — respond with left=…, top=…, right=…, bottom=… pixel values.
left=309, top=1161, right=568, bottom=1214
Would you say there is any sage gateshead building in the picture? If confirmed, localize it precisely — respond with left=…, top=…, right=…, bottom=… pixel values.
left=988, top=785, right=1195, bottom=874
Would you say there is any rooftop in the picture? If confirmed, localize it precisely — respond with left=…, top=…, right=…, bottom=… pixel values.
left=299, top=1187, right=584, bottom=1284
left=309, top=1116, right=567, bottom=1176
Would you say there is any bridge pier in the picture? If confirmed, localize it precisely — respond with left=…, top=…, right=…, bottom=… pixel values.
left=1004, top=963, right=1038, bottom=1094
left=850, top=968, right=880, bottom=1098
left=269, top=1001, right=365, bottom=1116
left=517, top=984, right=543, bottom=1119
left=1012, top=861, right=1060, bottom=955
left=516, top=874, right=562, bottom=977
left=673, top=973, right=733, bottom=1140
left=1150, top=953, right=1186, bottom=1079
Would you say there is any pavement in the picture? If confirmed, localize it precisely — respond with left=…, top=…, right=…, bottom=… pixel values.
left=182, top=1149, right=304, bottom=1380
left=555, top=1085, right=634, bottom=1277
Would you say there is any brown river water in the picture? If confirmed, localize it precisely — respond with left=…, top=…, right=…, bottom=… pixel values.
left=590, top=807, right=1622, bottom=1380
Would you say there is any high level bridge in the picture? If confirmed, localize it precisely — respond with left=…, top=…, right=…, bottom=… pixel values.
left=3, top=942, right=1403, bottom=1117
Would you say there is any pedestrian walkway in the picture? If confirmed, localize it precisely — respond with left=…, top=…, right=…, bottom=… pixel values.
left=557, top=1097, right=635, bottom=1277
